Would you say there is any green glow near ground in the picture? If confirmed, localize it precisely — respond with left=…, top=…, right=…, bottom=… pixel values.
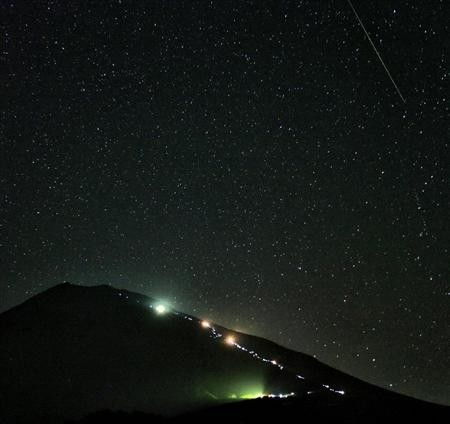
left=227, top=382, right=266, bottom=400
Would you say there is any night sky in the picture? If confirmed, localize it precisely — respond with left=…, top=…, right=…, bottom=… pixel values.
left=1, top=0, right=449, bottom=405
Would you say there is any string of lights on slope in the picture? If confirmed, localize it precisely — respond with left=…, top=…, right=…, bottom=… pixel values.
left=147, top=301, right=346, bottom=398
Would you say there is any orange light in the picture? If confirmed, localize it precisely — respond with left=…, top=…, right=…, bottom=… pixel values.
left=201, top=320, right=211, bottom=328
left=225, top=335, right=236, bottom=345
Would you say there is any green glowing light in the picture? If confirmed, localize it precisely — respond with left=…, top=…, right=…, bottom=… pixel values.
left=227, top=382, right=266, bottom=400
left=238, top=392, right=265, bottom=399
left=154, top=304, right=168, bottom=314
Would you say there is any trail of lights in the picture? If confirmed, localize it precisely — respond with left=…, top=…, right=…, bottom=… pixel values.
left=262, top=392, right=296, bottom=399
left=230, top=392, right=296, bottom=400
left=139, top=298, right=347, bottom=399
left=323, top=384, right=345, bottom=395
left=192, top=315, right=345, bottom=396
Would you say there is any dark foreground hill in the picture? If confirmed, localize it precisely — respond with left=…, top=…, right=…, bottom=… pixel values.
left=72, top=395, right=449, bottom=424
left=0, top=283, right=448, bottom=424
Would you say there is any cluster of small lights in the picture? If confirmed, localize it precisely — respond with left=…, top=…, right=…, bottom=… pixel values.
left=263, top=392, right=295, bottom=399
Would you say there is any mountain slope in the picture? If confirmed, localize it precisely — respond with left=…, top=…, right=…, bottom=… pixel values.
left=0, top=283, right=306, bottom=422
left=0, top=283, right=446, bottom=423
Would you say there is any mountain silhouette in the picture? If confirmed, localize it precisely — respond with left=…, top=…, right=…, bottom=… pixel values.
left=0, top=283, right=447, bottom=423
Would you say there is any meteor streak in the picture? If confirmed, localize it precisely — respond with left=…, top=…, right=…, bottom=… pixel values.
left=346, top=0, right=406, bottom=103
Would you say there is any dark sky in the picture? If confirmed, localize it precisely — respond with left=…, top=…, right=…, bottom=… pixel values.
left=1, top=0, right=449, bottom=404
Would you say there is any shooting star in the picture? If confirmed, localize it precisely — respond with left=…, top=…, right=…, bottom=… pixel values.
left=346, top=0, right=406, bottom=103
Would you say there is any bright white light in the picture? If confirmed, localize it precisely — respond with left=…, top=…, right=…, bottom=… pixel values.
left=155, top=304, right=168, bottom=314
left=225, top=335, right=236, bottom=345
left=265, top=392, right=295, bottom=399
left=201, top=320, right=211, bottom=328
left=270, top=360, right=277, bottom=365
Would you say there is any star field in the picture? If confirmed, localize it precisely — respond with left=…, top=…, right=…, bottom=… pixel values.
left=1, top=0, right=449, bottom=405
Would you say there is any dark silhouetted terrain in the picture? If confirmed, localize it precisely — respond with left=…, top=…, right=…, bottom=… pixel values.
left=0, top=284, right=448, bottom=423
